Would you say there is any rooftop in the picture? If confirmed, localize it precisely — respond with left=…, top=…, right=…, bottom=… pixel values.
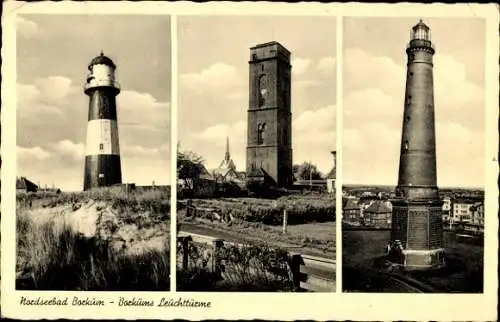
left=88, top=51, right=116, bottom=70
left=364, top=200, right=392, bottom=214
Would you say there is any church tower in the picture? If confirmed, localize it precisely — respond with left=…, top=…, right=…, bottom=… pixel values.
left=390, top=21, right=444, bottom=269
left=246, top=41, right=293, bottom=188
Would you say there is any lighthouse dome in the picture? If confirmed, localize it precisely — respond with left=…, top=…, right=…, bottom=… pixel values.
left=88, top=51, right=116, bottom=70
left=413, top=19, right=430, bottom=31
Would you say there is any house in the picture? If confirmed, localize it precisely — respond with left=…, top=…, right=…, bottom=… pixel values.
left=326, top=151, right=336, bottom=194
left=343, top=198, right=361, bottom=225
left=451, top=198, right=480, bottom=224
left=16, top=176, right=38, bottom=193
left=363, top=200, right=392, bottom=228
left=442, top=196, right=452, bottom=222
left=470, top=201, right=484, bottom=226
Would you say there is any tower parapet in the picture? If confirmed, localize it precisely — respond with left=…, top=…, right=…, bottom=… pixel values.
left=84, top=51, right=121, bottom=95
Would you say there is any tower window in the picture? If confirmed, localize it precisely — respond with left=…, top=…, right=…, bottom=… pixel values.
left=258, top=74, right=267, bottom=107
left=99, top=143, right=104, bottom=151
left=257, top=123, right=266, bottom=145
left=261, top=64, right=264, bottom=72
left=404, top=140, right=409, bottom=151
left=409, top=72, right=414, bottom=76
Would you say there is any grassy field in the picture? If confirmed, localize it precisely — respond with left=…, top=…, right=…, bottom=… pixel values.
left=16, top=189, right=171, bottom=291
left=178, top=194, right=336, bottom=257
left=342, top=230, right=484, bottom=292
left=180, top=194, right=335, bottom=225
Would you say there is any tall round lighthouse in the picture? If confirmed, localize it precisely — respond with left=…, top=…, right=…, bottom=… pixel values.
left=83, top=52, right=122, bottom=191
left=389, top=20, right=445, bottom=269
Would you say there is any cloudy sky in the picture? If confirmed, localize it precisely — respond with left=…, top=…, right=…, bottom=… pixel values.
left=343, top=17, right=485, bottom=188
left=17, top=14, right=171, bottom=191
left=178, top=16, right=337, bottom=175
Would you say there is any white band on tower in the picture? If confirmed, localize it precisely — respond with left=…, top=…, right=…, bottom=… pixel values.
left=85, top=119, right=120, bottom=156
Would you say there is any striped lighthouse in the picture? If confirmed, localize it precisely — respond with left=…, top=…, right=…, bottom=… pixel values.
left=83, top=51, right=122, bottom=191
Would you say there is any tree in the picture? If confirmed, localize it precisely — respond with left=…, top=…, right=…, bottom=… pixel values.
left=296, top=162, right=323, bottom=181
left=177, top=148, right=206, bottom=195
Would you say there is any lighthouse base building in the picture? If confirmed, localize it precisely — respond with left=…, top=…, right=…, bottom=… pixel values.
left=390, top=199, right=445, bottom=269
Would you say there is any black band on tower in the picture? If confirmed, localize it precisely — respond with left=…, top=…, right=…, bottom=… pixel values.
left=87, top=89, right=118, bottom=121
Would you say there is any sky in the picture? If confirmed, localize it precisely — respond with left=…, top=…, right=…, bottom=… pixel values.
left=178, top=16, right=337, bottom=176
left=342, top=17, right=485, bottom=188
left=17, top=14, right=171, bottom=191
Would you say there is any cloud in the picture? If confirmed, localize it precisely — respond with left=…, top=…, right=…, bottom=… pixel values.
left=292, top=57, right=312, bottom=75
left=293, top=106, right=336, bottom=173
left=433, top=53, right=484, bottom=115
left=17, top=16, right=44, bottom=39
left=294, top=105, right=335, bottom=132
left=121, top=144, right=171, bottom=185
left=17, top=146, right=51, bottom=161
left=180, top=62, right=243, bottom=93
left=317, top=56, right=336, bottom=72
left=48, top=140, right=85, bottom=161
left=194, top=121, right=246, bottom=143
left=293, top=80, right=325, bottom=90
left=119, top=91, right=169, bottom=111
left=224, top=91, right=246, bottom=100
left=343, top=47, right=484, bottom=187
left=344, top=48, right=405, bottom=95
left=17, top=76, right=171, bottom=189
left=123, top=144, right=170, bottom=158
left=17, top=77, right=79, bottom=118
left=189, top=106, right=336, bottom=174
left=33, top=76, right=75, bottom=103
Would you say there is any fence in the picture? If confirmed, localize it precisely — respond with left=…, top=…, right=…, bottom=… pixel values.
left=177, top=231, right=336, bottom=292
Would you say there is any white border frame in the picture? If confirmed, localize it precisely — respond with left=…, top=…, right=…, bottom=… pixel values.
left=1, top=2, right=498, bottom=321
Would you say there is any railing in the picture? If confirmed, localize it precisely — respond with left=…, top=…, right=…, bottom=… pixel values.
left=84, top=79, right=121, bottom=91
left=406, top=39, right=435, bottom=50
left=177, top=231, right=336, bottom=292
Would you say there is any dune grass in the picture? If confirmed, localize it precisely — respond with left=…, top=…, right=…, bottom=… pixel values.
left=16, top=190, right=171, bottom=291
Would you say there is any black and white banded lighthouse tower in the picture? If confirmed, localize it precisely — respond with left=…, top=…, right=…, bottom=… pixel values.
left=83, top=52, right=122, bottom=191
left=389, top=20, right=444, bottom=269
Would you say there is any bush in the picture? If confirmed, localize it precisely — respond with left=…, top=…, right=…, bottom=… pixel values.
left=215, top=181, right=247, bottom=198
left=217, top=242, right=294, bottom=291
left=186, top=196, right=336, bottom=225
left=16, top=213, right=170, bottom=291
left=176, top=240, right=294, bottom=292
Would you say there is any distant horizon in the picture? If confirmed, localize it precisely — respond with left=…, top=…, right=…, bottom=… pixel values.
left=342, top=182, right=485, bottom=191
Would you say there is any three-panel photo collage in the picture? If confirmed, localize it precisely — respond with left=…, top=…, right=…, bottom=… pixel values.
left=1, top=2, right=498, bottom=321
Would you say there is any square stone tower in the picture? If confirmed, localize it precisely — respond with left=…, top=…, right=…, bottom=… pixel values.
left=246, top=41, right=293, bottom=188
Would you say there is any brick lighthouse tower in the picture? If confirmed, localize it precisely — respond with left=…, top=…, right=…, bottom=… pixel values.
left=246, top=42, right=293, bottom=188
left=389, top=20, right=445, bottom=269
left=83, top=52, right=122, bottom=191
